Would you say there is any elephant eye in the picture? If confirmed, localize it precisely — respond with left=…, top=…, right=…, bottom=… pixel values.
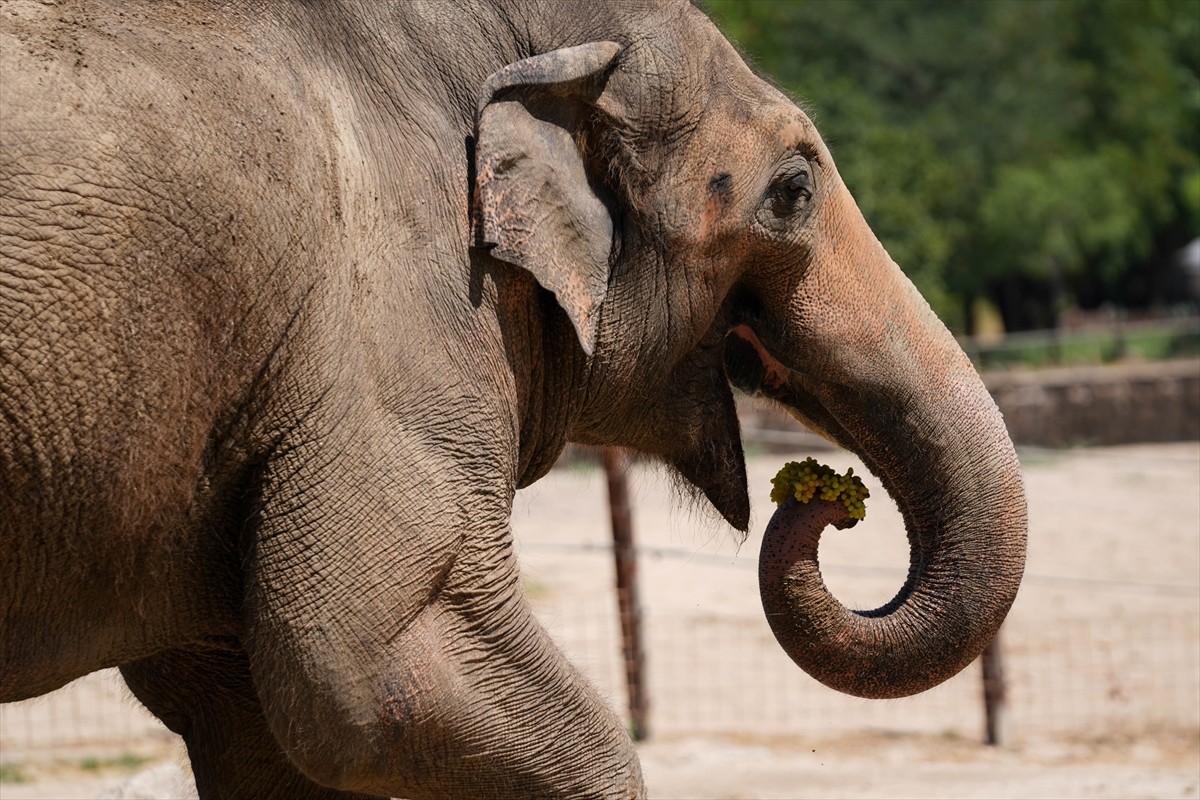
left=767, top=160, right=813, bottom=219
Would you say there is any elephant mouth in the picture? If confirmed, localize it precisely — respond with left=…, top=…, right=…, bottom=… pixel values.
left=723, top=325, right=857, bottom=455
left=724, top=325, right=790, bottom=394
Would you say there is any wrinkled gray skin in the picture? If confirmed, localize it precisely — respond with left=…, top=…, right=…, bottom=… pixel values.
left=0, top=1, right=1027, bottom=798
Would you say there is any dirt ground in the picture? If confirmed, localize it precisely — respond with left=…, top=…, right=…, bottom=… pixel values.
left=2, top=442, right=1198, bottom=799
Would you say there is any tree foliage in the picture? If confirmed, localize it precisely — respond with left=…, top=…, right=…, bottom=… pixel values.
left=706, top=0, right=1200, bottom=332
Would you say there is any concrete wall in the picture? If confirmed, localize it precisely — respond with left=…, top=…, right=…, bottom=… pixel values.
left=737, top=358, right=1200, bottom=450
left=984, top=359, right=1199, bottom=447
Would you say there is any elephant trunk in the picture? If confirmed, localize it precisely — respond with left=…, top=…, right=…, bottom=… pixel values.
left=760, top=370, right=1026, bottom=698
left=750, top=175, right=1027, bottom=698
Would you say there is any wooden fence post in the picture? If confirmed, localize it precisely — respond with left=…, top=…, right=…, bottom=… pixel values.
left=601, top=447, right=650, bottom=741
left=981, top=630, right=1008, bottom=746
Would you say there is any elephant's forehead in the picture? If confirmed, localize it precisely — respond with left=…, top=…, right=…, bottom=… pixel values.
left=773, top=112, right=820, bottom=151
left=703, top=100, right=819, bottom=152
left=711, top=101, right=822, bottom=156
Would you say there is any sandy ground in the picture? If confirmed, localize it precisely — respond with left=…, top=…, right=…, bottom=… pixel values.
left=2, top=442, right=1198, bottom=799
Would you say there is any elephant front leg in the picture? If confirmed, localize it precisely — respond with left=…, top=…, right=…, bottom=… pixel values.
left=241, top=440, right=644, bottom=799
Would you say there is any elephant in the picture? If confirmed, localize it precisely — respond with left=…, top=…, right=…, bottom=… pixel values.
left=0, top=1, right=1027, bottom=798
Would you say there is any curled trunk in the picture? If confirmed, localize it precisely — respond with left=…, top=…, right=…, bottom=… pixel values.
left=759, top=371, right=1027, bottom=699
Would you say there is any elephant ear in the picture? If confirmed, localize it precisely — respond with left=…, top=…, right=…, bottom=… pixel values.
left=472, top=42, right=622, bottom=356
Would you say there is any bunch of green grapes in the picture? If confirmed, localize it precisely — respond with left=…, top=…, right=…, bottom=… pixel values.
left=769, top=457, right=870, bottom=521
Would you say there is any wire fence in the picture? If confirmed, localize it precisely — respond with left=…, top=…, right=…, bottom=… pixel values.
left=0, top=669, right=174, bottom=757
left=4, top=562, right=1195, bottom=759
left=538, top=599, right=1200, bottom=742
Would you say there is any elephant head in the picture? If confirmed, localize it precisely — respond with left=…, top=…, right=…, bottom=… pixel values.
left=473, top=8, right=1026, bottom=699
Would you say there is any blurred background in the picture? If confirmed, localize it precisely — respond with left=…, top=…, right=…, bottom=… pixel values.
left=2, top=2, right=1197, bottom=798
left=710, top=0, right=1200, bottom=345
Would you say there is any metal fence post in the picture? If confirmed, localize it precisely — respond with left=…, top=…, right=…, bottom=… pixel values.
left=981, top=630, right=1008, bottom=746
left=601, top=447, right=650, bottom=741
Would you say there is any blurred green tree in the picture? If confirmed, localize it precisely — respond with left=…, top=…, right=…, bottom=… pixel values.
left=705, top=0, right=1200, bottom=333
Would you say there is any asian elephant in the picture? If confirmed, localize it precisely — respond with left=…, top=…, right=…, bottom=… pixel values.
left=0, top=1, right=1026, bottom=798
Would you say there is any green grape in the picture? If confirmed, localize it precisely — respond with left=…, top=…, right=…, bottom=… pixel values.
left=770, top=457, right=871, bottom=521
